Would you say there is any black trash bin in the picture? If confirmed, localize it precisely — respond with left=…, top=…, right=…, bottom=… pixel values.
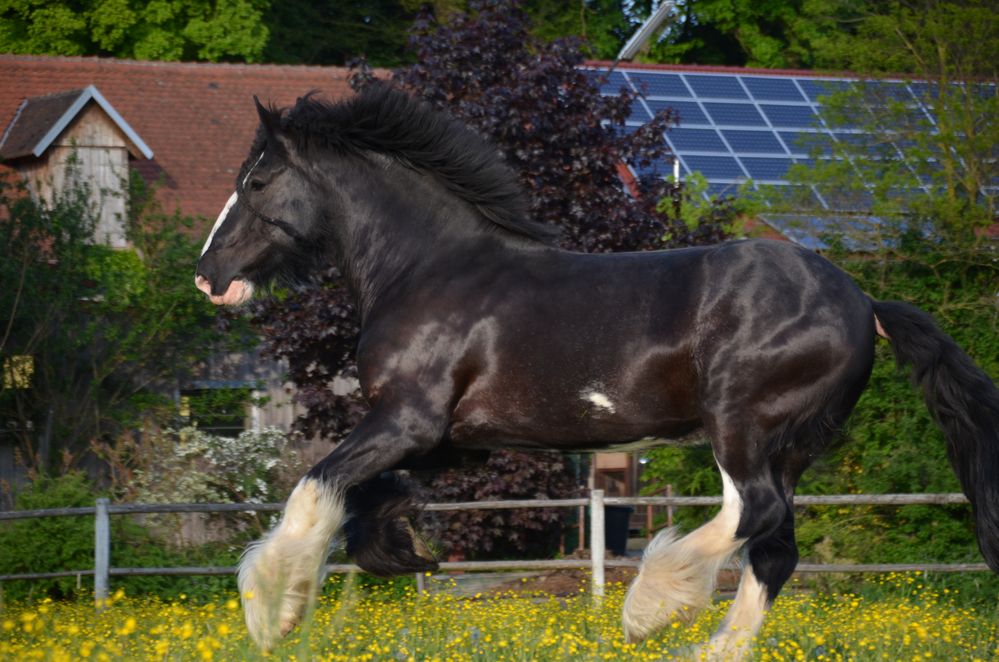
left=603, top=505, right=634, bottom=556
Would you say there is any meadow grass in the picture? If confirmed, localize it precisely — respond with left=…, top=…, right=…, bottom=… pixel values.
left=0, top=573, right=995, bottom=661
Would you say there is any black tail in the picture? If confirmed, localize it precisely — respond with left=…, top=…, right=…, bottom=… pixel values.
left=872, top=300, right=999, bottom=572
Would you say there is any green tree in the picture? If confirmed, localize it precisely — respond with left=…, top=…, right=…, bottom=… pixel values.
left=780, top=0, right=997, bottom=262
left=0, top=0, right=269, bottom=62
left=262, top=0, right=417, bottom=66
left=522, top=0, right=872, bottom=69
left=0, top=167, right=253, bottom=472
left=523, top=0, right=639, bottom=60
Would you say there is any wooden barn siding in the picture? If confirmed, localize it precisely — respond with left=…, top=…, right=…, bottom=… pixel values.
left=19, top=103, right=130, bottom=247
left=53, top=104, right=129, bottom=247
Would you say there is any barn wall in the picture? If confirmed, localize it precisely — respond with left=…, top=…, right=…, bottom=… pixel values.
left=18, top=103, right=131, bottom=248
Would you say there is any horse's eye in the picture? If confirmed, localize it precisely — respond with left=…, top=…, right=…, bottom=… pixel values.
left=249, top=179, right=265, bottom=192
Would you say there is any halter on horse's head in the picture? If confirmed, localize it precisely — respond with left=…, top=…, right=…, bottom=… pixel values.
left=195, top=98, right=321, bottom=305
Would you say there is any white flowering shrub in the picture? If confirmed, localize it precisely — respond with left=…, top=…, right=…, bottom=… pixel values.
left=134, top=426, right=295, bottom=505
left=130, top=426, right=304, bottom=547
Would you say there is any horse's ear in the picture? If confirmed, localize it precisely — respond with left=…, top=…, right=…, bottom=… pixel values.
left=253, top=95, right=282, bottom=136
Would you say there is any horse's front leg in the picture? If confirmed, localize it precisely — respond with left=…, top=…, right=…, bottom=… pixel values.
left=238, top=399, right=445, bottom=650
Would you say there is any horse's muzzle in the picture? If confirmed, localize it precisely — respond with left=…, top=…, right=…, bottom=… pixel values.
left=195, top=274, right=254, bottom=306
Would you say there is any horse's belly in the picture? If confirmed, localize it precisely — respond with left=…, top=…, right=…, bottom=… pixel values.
left=447, top=398, right=702, bottom=452
left=447, top=338, right=702, bottom=451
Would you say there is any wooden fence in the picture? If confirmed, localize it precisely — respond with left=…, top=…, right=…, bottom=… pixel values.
left=0, top=491, right=990, bottom=607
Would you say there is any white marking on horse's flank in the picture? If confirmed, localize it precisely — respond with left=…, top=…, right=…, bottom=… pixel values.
left=582, top=389, right=616, bottom=413
left=201, top=152, right=266, bottom=257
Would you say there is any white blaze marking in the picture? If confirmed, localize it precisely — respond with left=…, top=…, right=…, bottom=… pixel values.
left=582, top=390, right=616, bottom=413
left=201, top=191, right=238, bottom=256
left=200, top=152, right=266, bottom=257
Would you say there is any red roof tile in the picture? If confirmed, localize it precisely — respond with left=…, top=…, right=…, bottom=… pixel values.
left=0, top=54, right=365, bottom=226
left=0, top=89, right=85, bottom=159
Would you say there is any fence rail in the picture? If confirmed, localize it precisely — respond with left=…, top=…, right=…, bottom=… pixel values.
left=0, top=491, right=989, bottom=607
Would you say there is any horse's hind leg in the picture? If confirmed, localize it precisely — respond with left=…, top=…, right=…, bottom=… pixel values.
left=694, top=421, right=849, bottom=660
left=695, top=491, right=796, bottom=661
left=622, top=458, right=748, bottom=642
left=622, top=413, right=802, bottom=644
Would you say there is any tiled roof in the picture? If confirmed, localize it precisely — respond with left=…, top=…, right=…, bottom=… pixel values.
left=0, top=85, right=154, bottom=160
left=0, top=89, right=82, bottom=159
left=0, top=54, right=361, bottom=223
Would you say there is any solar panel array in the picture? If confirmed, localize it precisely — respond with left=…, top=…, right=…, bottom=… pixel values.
left=590, top=67, right=944, bottom=247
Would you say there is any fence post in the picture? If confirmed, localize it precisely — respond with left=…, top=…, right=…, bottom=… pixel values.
left=94, top=498, right=110, bottom=609
left=590, top=489, right=605, bottom=598
left=666, top=484, right=674, bottom=528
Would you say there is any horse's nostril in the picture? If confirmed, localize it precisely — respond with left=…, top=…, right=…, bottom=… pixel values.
left=195, top=274, right=212, bottom=296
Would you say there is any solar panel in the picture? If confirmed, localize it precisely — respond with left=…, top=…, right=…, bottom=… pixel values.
left=830, top=132, right=870, bottom=147
left=628, top=104, right=653, bottom=123
left=759, top=215, right=829, bottom=249
left=721, top=130, right=786, bottom=154
left=703, top=102, right=767, bottom=126
left=741, top=157, right=793, bottom=181
left=628, top=72, right=690, bottom=97
left=798, top=79, right=851, bottom=101
left=633, top=157, right=678, bottom=181
left=908, top=82, right=939, bottom=101
left=778, top=131, right=834, bottom=156
left=707, top=182, right=742, bottom=198
left=682, top=155, right=745, bottom=179
left=759, top=104, right=819, bottom=128
left=646, top=99, right=709, bottom=125
left=863, top=81, right=914, bottom=103
left=765, top=184, right=822, bottom=207
left=593, top=70, right=632, bottom=95
left=742, top=77, right=805, bottom=101
left=666, top=128, right=727, bottom=152
left=762, top=214, right=885, bottom=251
left=817, top=186, right=876, bottom=211
left=591, top=65, right=948, bottom=246
left=684, top=75, right=748, bottom=99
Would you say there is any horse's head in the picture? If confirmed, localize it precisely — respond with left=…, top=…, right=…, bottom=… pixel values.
left=195, top=98, right=321, bottom=306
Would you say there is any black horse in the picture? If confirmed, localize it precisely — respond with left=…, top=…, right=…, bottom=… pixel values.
left=195, top=85, right=999, bottom=656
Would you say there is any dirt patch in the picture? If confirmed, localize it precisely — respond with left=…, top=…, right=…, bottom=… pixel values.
left=490, top=565, right=638, bottom=597
left=487, top=550, right=742, bottom=597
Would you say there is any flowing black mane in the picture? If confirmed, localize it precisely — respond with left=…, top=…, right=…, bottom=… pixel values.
left=274, top=85, right=557, bottom=243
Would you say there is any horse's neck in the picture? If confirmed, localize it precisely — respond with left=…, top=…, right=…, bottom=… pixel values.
left=330, top=161, right=501, bottom=320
